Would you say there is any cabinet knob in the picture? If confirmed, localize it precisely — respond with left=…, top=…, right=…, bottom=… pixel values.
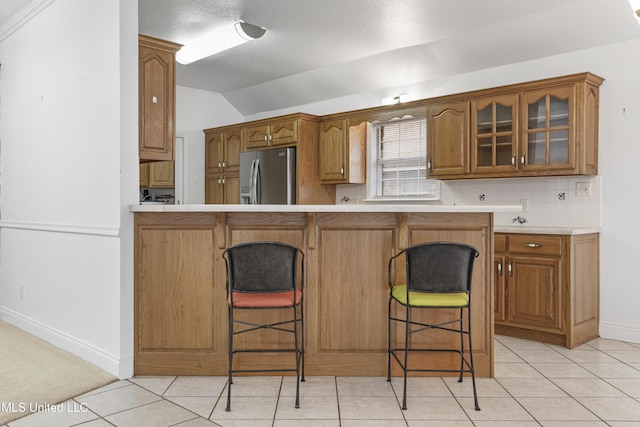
left=151, top=96, right=158, bottom=104
left=497, top=261, right=503, bottom=276
left=508, top=261, right=513, bottom=276
left=222, top=161, right=226, bottom=169
left=520, top=152, right=526, bottom=168
left=340, top=166, right=345, bottom=176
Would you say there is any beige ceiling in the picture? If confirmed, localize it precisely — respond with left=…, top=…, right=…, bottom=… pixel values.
left=3, top=0, right=640, bottom=115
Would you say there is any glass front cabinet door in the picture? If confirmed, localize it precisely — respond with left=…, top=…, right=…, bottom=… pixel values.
left=471, top=94, right=518, bottom=174
left=521, top=86, right=576, bottom=173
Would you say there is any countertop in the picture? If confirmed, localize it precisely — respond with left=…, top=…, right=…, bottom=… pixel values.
left=494, top=225, right=600, bottom=235
left=130, top=203, right=522, bottom=213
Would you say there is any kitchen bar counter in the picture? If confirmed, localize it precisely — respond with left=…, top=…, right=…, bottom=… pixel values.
left=131, top=203, right=522, bottom=213
left=133, top=204, right=520, bottom=377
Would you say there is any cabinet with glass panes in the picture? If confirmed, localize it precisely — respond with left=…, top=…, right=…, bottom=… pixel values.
left=464, top=73, right=602, bottom=178
left=471, top=94, right=518, bottom=174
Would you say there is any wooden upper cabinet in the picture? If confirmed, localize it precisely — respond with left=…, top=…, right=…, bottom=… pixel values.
left=139, top=35, right=181, bottom=162
left=139, top=163, right=149, bottom=187
left=245, top=119, right=298, bottom=150
left=140, top=160, right=174, bottom=188
left=427, top=101, right=469, bottom=177
left=149, top=161, right=175, bottom=188
left=319, top=119, right=366, bottom=184
left=424, top=73, right=602, bottom=179
left=205, top=126, right=242, bottom=175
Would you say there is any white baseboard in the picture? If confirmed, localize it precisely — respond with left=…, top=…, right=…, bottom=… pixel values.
left=0, top=308, right=133, bottom=379
left=599, top=321, right=640, bottom=344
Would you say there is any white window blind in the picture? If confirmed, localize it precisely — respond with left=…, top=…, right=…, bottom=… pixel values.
left=374, top=117, right=438, bottom=198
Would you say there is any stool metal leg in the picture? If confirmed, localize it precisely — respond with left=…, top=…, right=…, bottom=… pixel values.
left=226, top=305, right=233, bottom=412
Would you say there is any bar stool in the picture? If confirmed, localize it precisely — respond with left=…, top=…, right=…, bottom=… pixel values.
left=387, top=241, right=480, bottom=411
left=222, top=241, right=305, bottom=411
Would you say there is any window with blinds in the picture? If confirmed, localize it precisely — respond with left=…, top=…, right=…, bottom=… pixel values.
left=373, top=117, right=439, bottom=199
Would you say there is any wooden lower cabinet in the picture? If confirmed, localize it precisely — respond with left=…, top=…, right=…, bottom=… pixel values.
left=134, top=210, right=494, bottom=376
left=495, top=232, right=599, bottom=348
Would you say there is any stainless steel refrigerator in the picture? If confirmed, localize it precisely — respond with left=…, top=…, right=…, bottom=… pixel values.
left=239, top=147, right=296, bottom=204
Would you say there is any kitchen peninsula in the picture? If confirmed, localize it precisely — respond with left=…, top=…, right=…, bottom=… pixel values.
left=132, top=203, right=520, bottom=377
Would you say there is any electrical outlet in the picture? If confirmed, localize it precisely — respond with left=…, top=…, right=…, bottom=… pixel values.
left=520, top=199, right=529, bottom=212
left=576, top=182, right=591, bottom=197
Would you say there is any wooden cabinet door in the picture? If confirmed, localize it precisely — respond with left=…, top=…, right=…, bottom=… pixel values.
left=494, top=255, right=507, bottom=322
left=471, top=94, right=518, bottom=174
left=224, top=128, right=242, bottom=173
left=270, top=120, right=299, bottom=146
left=205, top=131, right=224, bottom=175
left=149, top=161, right=174, bottom=188
left=138, top=36, right=180, bottom=162
left=507, top=255, right=563, bottom=332
left=205, top=174, right=224, bottom=204
left=224, top=174, right=240, bottom=204
left=140, top=163, right=149, bottom=187
left=521, top=85, right=576, bottom=173
left=245, top=125, right=270, bottom=150
left=319, top=119, right=348, bottom=182
left=427, top=102, right=469, bottom=177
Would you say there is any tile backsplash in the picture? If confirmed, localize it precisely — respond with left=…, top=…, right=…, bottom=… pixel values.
left=335, top=175, right=601, bottom=228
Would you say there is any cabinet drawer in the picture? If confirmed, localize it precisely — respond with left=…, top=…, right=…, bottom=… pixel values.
left=507, top=235, right=563, bottom=256
left=495, top=233, right=507, bottom=253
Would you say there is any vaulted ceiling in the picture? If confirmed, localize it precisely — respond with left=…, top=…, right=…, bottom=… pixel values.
left=3, top=0, right=640, bottom=115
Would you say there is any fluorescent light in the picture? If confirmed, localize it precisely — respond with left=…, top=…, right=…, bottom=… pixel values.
left=176, top=21, right=266, bottom=65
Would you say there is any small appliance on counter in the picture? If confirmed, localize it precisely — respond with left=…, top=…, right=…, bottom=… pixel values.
left=240, top=147, right=296, bottom=204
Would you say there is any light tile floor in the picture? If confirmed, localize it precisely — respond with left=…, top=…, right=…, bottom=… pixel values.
left=5, top=335, right=640, bottom=426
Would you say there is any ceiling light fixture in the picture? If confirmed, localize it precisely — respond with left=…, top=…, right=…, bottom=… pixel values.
left=629, top=0, right=640, bottom=22
left=381, top=93, right=414, bottom=106
left=176, top=21, right=266, bottom=65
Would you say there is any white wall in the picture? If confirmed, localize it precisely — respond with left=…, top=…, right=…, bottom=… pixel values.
left=241, top=39, right=640, bottom=344
left=175, top=86, right=242, bottom=204
left=0, top=0, right=138, bottom=377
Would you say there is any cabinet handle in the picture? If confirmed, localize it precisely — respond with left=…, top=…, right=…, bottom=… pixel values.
left=264, top=135, right=268, bottom=142
left=524, top=243, right=542, bottom=248
left=340, top=166, right=345, bottom=176
left=507, top=261, right=513, bottom=276
left=511, top=154, right=516, bottom=168
left=218, top=162, right=222, bottom=169
left=222, top=161, right=226, bottom=169
left=520, top=152, right=526, bottom=169
left=269, top=134, right=273, bottom=142
left=217, top=177, right=222, bottom=185
left=221, top=176, right=226, bottom=185
left=497, top=261, right=503, bottom=276
left=427, top=159, right=432, bottom=172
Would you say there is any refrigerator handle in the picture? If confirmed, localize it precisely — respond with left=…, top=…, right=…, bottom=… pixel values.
left=249, top=159, right=257, bottom=204
left=254, top=158, right=261, bottom=204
